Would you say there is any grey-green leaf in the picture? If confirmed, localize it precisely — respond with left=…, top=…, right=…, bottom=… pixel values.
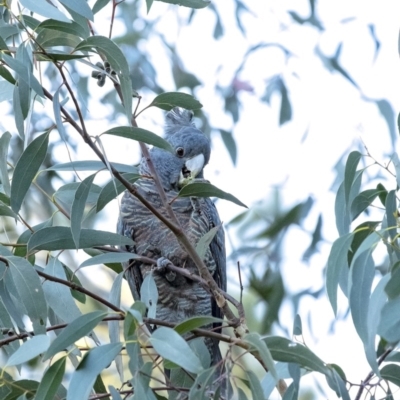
left=174, top=315, right=222, bottom=335
left=155, top=0, right=210, bottom=9
left=35, top=357, right=66, bottom=400
left=6, top=335, right=50, bottom=366
left=150, top=92, right=203, bottom=111
left=178, top=182, right=247, bottom=208
left=195, top=225, right=220, bottom=261
left=67, top=343, right=122, bottom=400
left=11, top=130, right=50, bottom=213
left=244, top=333, right=278, bottom=381
left=58, top=0, right=93, bottom=21
left=71, top=174, right=96, bottom=249
left=0, top=131, right=11, bottom=196
left=102, top=126, right=173, bottom=152
left=381, top=364, right=400, bottom=386
left=149, top=327, right=203, bottom=373
left=96, top=172, right=141, bottom=212
left=80, top=252, right=138, bottom=268
left=141, top=273, right=158, bottom=320
left=44, top=311, right=108, bottom=360
left=19, top=0, right=70, bottom=22
left=46, top=160, right=138, bottom=173
left=28, top=227, right=134, bottom=253
left=6, top=256, right=47, bottom=334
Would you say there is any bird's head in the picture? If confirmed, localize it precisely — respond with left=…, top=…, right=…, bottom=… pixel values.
left=149, top=108, right=211, bottom=191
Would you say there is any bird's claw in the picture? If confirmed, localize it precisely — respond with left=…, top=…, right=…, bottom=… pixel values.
left=156, top=257, right=176, bottom=282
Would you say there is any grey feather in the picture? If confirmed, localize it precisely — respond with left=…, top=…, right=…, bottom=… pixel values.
left=117, top=108, right=226, bottom=370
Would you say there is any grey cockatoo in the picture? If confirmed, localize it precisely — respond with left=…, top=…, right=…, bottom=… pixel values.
left=117, top=108, right=226, bottom=369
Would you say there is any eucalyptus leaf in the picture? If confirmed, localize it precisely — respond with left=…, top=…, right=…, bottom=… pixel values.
left=6, top=335, right=50, bottom=366
left=178, top=181, right=247, bottom=208
left=150, top=92, right=203, bottom=111
left=28, top=227, right=134, bottom=253
left=19, top=0, right=70, bottom=22
left=35, top=357, right=66, bottom=400
left=46, top=160, right=138, bottom=173
left=141, top=273, right=158, bottom=320
left=11, top=130, right=50, bottom=213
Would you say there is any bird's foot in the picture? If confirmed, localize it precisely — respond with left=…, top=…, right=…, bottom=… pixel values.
left=156, top=257, right=176, bottom=282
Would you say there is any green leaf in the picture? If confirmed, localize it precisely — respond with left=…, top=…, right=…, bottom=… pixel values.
left=19, top=0, right=70, bottom=22
left=381, top=364, right=400, bottom=386
left=46, top=160, right=138, bottom=173
left=53, top=86, right=67, bottom=141
left=146, top=0, right=154, bottom=13
left=264, top=336, right=328, bottom=374
left=74, top=36, right=132, bottom=120
left=150, top=92, right=203, bottom=111
left=6, top=335, right=50, bottom=366
left=141, top=273, right=158, bottom=320
left=96, top=172, right=141, bottom=212
left=326, top=233, right=353, bottom=315
left=348, top=221, right=380, bottom=266
left=28, top=227, right=134, bottom=253
left=79, top=252, right=138, bottom=268
left=344, top=151, right=362, bottom=205
left=188, top=366, right=216, bottom=399
left=378, top=297, right=400, bottom=343
left=195, top=225, right=220, bottom=261
left=92, top=0, right=112, bottom=14
left=149, top=327, right=203, bottom=374
left=44, top=311, right=108, bottom=360
left=71, top=174, right=96, bottom=249
left=246, top=369, right=265, bottom=400
left=350, top=188, right=381, bottom=220
left=67, top=343, right=122, bottom=400
left=35, top=357, right=66, bottom=400
left=174, top=315, right=222, bottom=335
left=219, top=129, right=237, bottom=166
left=102, top=126, right=173, bottom=152
left=0, top=53, right=44, bottom=97
left=0, top=131, right=11, bottom=196
left=293, top=314, right=302, bottom=336
left=42, top=257, right=81, bottom=323
left=36, top=30, right=82, bottom=49
left=155, top=0, right=210, bottom=9
left=6, top=256, right=47, bottom=334
left=385, top=266, right=400, bottom=299
left=348, top=231, right=380, bottom=345
left=11, top=130, right=50, bottom=213
left=37, top=19, right=88, bottom=39
left=178, top=181, right=247, bottom=208
left=377, top=183, right=388, bottom=206
left=58, top=0, right=93, bottom=21
left=0, top=203, right=18, bottom=219
left=244, top=333, right=278, bottom=381
left=0, top=66, right=16, bottom=84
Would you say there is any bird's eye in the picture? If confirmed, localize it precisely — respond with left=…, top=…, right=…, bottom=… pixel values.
left=176, top=147, right=185, bottom=157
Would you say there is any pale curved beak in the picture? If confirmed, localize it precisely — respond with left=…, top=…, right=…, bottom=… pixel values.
left=179, top=153, right=205, bottom=187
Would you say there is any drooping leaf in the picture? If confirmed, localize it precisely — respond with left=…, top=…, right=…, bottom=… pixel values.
left=35, top=357, right=66, bottom=400
left=244, top=333, right=278, bottom=381
left=92, top=0, right=112, bottom=14
left=195, top=225, right=220, bottom=261
left=1, top=53, right=44, bottom=97
left=46, top=160, right=138, bottom=173
left=380, top=364, right=400, bottom=386
left=96, top=172, right=141, bottom=212
left=150, top=92, right=202, bottom=111
left=6, top=335, right=50, bottom=366
left=178, top=181, right=247, bottom=208
left=37, top=19, right=89, bottom=39
left=28, top=227, right=134, bottom=253
left=350, top=189, right=381, bottom=221
left=174, top=315, right=222, bottom=335
left=53, top=86, right=67, bottom=142
left=6, top=256, right=47, bottom=333
left=0, top=131, right=11, bottom=196
left=67, top=343, right=122, bottom=400
left=71, top=174, right=96, bottom=249
left=188, top=366, right=216, bottom=399
left=11, top=130, right=50, bottom=213
left=246, top=369, right=265, bottom=400
left=385, top=266, right=400, bottom=299
left=149, top=327, right=203, bottom=373
left=102, top=126, right=173, bottom=152
left=378, top=297, right=400, bottom=343
left=79, top=252, right=138, bottom=268
left=19, top=0, right=70, bottom=22
left=42, top=257, right=81, bottom=323
left=58, top=0, right=93, bottom=21
left=219, top=129, right=237, bottom=165
left=264, top=336, right=328, bottom=374
left=141, top=273, right=158, bottom=320
left=344, top=151, right=362, bottom=206
left=44, top=311, right=108, bottom=360
left=326, top=233, right=354, bottom=315
left=155, top=0, right=210, bottom=8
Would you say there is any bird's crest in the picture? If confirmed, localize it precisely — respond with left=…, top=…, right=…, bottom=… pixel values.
left=165, top=107, right=195, bottom=135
